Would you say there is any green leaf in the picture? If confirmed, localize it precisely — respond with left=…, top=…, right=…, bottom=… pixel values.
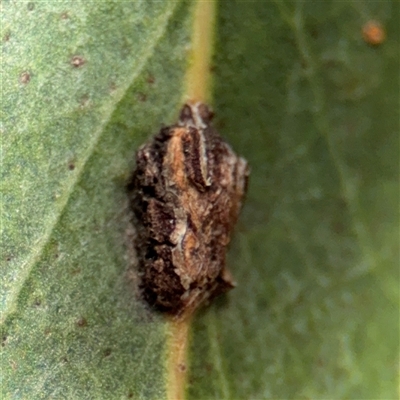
left=2, top=1, right=193, bottom=398
left=188, top=1, right=399, bottom=399
left=2, top=1, right=399, bottom=399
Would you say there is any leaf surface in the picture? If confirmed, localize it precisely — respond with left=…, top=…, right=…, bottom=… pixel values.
left=1, top=1, right=192, bottom=398
left=188, top=1, right=399, bottom=399
left=2, top=1, right=399, bottom=399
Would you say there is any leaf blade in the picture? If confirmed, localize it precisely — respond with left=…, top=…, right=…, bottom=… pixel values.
left=2, top=1, right=195, bottom=398
left=188, top=1, right=399, bottom=398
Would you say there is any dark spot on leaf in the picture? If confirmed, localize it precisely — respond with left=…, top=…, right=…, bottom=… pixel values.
left=27, top=2, right=35, bottom=11
left=60, top=12, right=69, bottom=20
left=209, top=65, right=216, bottom=73
left=68, top=162, right=75, bottom=171
left=205, top=362, right=213, bottom=373
left=6, top=255, right=12, bottom=262
left=19, top=71, right=31, bottom=84
left=3, top=31, right=10, bottom=42
left=103, top=348, right=112, bottom=357
left=76, top=317, right=87, bottom=327
left=147, top=75, right=155, bottom=84
left=188, top=376, right=195, bottom=385
left=61, top=356, right=68, bottom=364
left=71, top=55, right=85, bottom=68
left=44, top=328, right=51, bottom=336
left=127, top=392, right=133, bottom=398
left=71, top=267, right=81, bottom=275
left=137, top=92, right=147, bottom=102
left=178, top=363, right=186, bottom=372
left=33, top=298, right=41, bottom=307
left=2, top=335, right=7, bottom=347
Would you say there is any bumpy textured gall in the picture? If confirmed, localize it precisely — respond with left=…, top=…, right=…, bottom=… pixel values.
left=128, top=103, right=249, bottom=316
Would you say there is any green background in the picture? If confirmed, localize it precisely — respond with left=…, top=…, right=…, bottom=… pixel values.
left=2, top=1, right=191, bottom=398
left=2, top=1, right=399, bottom=399
left=189, top=1, right=399, bottom=399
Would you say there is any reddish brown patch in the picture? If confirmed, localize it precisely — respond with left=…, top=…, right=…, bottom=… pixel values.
left=178, top=363, right=187, bottom=372
left=76, top=317, right=87, bottom=327
left=362, top=20, right=386, bottom=46
left=19, top=71, right=31, bottom=84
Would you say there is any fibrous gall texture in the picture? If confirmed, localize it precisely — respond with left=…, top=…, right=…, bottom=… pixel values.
left=128, top=103, right=249, bottom=316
